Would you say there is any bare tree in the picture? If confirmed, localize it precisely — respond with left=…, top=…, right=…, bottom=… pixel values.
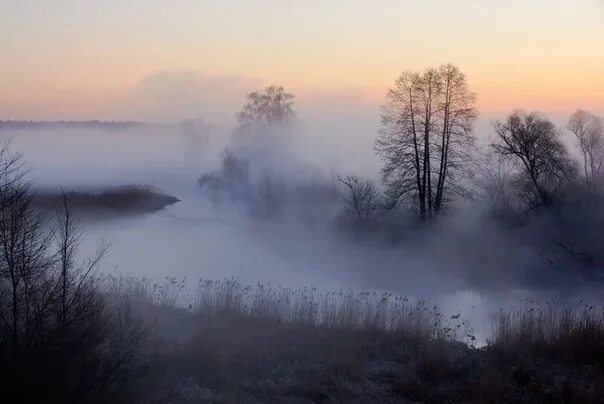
left=434, top=64, right=477, bottom=211
left=336, top=175, right=380, bottom=225
left=492, top=111, right=577, bottom=209
left=0, top=145, right=145, bottom=401
left=375, top=64, right=476, bottom=221
left=0, top=145, right=51, bottom=352
left=236, top=85, right=296, bottom=131
left=568, top=109, right=604, bottom=188
left=53, top=190, right=110, bottom=338
left=475, top=151, right=520, bottom=220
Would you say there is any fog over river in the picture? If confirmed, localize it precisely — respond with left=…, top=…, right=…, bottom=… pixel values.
left=2, top=123, right=601, bottom=345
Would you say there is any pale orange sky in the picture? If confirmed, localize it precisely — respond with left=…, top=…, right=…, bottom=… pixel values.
left=1, top=0, right=603, bottom=122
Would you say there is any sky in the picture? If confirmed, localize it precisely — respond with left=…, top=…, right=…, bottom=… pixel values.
left=1, top=0, right=603, bottom=123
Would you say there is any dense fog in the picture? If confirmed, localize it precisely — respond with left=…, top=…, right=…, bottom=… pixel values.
left=1, top=99, right=602, bottom=345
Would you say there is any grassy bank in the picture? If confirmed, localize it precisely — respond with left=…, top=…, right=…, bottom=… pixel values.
left=33, top=185, right=180, bottom=216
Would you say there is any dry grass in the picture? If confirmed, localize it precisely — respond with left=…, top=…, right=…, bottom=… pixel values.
left=104, top=275, right=468, bottom=343
left=101, top=276, right=473, bottom=402
left=491, top=299, right=604, bottom=367
left=99, top=275, right=604, bottom=403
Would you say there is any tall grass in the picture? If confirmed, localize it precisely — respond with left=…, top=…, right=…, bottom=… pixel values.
left=104, top=275, right=471, bottom=344
left=491, top=299, right=604, bottom=366
left=100, top=275, right=604, bottom=402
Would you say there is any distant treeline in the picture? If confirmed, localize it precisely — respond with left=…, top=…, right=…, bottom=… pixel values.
left=0, top=120, right=145, bottom=131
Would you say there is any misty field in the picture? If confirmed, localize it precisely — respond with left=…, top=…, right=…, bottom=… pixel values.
left=2, top=19, right=604, bottom=401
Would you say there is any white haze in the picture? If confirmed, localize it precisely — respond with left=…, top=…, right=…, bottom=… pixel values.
left=0, top=109, right=601, bottom=345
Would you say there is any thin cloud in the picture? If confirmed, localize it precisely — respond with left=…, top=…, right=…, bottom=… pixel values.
left=133, top=70, right=263, bottom=123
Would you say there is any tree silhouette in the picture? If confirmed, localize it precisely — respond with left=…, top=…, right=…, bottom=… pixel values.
left=492, top=111, right=577, bottom=209
left=375, top=64, right=476, bottom=220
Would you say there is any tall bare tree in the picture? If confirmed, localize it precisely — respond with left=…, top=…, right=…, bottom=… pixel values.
left=568, top=109, right=604, bottom=188
left=492, top=111, right=577, bottom=209
left=0, top=145, right=50, bottom=351
left=375, top=64, right=476, bottom=220
left=434, top=64, right=477, bottom=211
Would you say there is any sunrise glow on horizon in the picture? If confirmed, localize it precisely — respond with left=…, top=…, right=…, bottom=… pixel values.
left=1, top=0, right=603, bottom=122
